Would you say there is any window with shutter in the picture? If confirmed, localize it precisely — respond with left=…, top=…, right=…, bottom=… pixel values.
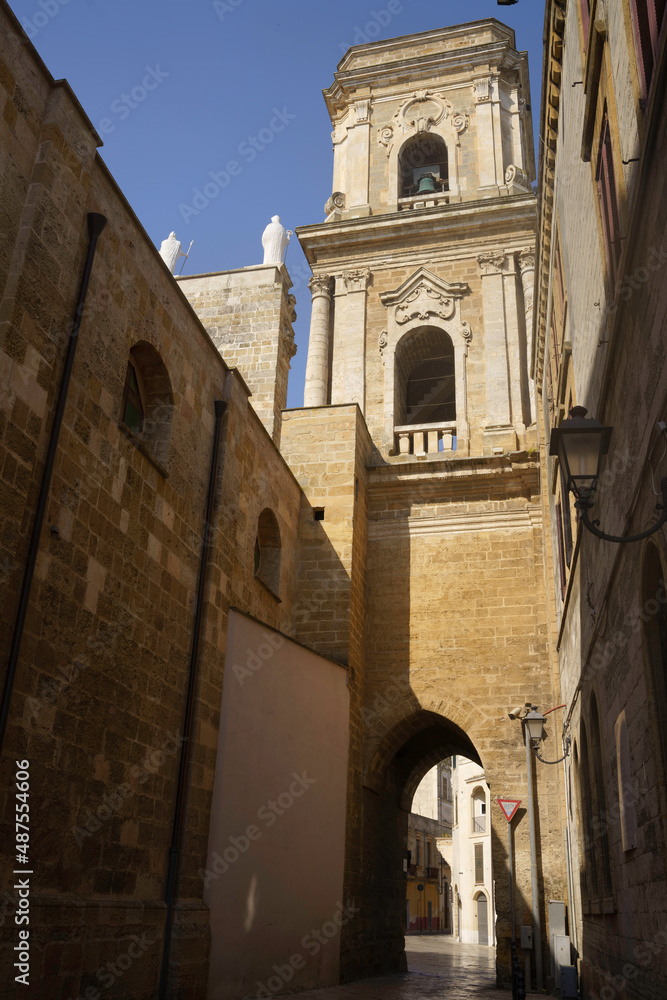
left=596, top=110, right=622, bottom=287
left=556, top=501, right=567, bottom=599
left=580, top=0, right=591, bottom=48
left=474, top=843, right=484, bottom=884
left=630, top=1, right=666, bottom=97
left=560, top=464, right=573, bottom=567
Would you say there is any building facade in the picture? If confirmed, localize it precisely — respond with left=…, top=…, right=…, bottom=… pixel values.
left=535, top=2, right=667, bottom=999
left=449, top=756, right=495, bottom=946
left=406, top=761, right=452, bottom=933
left=0, top=6, right=612, bottom=999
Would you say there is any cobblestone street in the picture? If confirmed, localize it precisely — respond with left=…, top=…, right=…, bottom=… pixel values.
left=288, top=937, right=542, bottom=1000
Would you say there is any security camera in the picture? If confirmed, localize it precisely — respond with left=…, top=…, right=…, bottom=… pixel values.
left=508, top=706, right=524, bottom=720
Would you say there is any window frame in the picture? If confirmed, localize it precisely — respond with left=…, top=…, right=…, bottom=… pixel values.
left=595, top=108, right=622, bottom=289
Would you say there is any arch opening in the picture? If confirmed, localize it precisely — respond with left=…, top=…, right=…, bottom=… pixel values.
left=121, top=341, right=174, bottom=468
left=394, top=326, right=456, bottom=433
left=361, top=709, right=493, bottom=973
left=398, top=132, right=449, bottom=198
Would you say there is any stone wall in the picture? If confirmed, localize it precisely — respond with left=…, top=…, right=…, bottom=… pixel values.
left=535, top=1, right=667, bottom=997
left=178, top=265, right=297, bottom=447
left=0, top=7, right=302, bottom=996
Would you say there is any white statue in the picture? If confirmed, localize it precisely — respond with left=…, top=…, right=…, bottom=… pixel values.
left=159, top=231, right=187, bottom=274
left=261, top=216, right=292, bottom=265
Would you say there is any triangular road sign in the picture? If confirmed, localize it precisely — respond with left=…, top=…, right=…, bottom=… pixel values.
left=497, top=798, right=521, bottom=822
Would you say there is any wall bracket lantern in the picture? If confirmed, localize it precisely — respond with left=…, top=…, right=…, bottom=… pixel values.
left=549, top=406, right=667, bottom=543
left=524, top=706, right=571, bottom=765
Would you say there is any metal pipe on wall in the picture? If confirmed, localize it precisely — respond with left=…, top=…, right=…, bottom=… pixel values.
left=158, top=398, right=227, bottom=1000
left=0, top=212, right=107, bottom=755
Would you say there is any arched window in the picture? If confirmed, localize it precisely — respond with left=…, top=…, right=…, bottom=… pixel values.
left=395, top=326, right=456, bottom=428
left=120, top=342, right=174, bottom=468
left=471, top=786, right=486, bottom=833
left=255, top=508, right=281, bottom=597
left=398, top=133, right=449, bottom=198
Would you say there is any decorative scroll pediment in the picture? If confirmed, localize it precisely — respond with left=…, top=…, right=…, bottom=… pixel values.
left=392, top=90, right=469, bottom=138
left=380, top=267, right=472, bottom=341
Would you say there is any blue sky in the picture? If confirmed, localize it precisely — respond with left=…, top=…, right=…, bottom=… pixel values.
left=9, top=0, right=546, bottom=407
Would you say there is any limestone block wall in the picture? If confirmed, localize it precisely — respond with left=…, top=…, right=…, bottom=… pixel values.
left=0, top=8, right=303, bottom=997
left=360, top=454, right=566, bottom=982
left=280, top=403, right=372, bottom=984
left=534, top=2, right=667, bottom=996
left=178, top=265, right=297, bottom=447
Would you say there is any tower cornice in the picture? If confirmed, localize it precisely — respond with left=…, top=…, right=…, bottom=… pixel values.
left=296, top=194, right=537, bottom=270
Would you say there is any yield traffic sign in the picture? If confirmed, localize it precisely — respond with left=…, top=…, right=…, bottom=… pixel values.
left=497, top=798, right=521, bottom=822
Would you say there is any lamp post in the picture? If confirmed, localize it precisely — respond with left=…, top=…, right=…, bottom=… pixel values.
left=510, top=704, right=572, bottom=993
left=549, top=406, right=667, bottom=543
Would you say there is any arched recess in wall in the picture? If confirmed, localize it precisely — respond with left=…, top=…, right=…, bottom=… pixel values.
left=641, top=541, right=667, bottom=775
left=120, top=341, right=174, bottom=468
left=398, top=131, right=449, bottom=198
left=394, top=325, right=456, bottom=430
left=576, top=721, right=598, bottom=901
left=255, top=508, right=281, bottom=597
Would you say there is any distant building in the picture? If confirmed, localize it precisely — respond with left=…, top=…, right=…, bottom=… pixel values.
left=449, top=756, right=495, bottom=946
left=406, top=761, right=452, bottom=932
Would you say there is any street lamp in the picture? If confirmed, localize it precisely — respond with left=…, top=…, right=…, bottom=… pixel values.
left=549, top=406, right=667, bottom=543
left=508, top=703, right=570, bottom=993
left=524, top=705, right=571, bottom=765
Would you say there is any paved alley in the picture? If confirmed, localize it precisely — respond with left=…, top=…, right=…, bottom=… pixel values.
left=288, top=936, right=542, bottom=1000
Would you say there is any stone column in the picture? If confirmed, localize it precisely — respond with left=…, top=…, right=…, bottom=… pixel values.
left=518, top=249, right=536, bottom=427
left=303, top=275, right=332, bottom=407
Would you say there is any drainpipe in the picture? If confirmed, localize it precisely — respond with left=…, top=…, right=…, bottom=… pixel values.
left=525, top=724, right=544, bottom=992
left=158, top=399, right=226, bottom=1000
left=0, top=212, right=107, bottom=754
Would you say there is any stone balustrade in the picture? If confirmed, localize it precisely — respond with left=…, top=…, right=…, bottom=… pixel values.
left=397, top=191, right=450, bottom=211
left=394, top=421, right=457, bottom=456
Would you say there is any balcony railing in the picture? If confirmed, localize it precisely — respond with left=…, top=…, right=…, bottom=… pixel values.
left=398, top=191, right=450, bottom=211
left=473, top=817, right=486, bottom=833
left=394, top=421, right=457, bottom=457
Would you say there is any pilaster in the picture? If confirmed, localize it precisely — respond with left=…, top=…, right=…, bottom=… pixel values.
left=478, top=251, right=517, bottom=454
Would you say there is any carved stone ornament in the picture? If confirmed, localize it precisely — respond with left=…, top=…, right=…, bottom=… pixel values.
left=518, top=248, right=536, bottom=272
left=451, top=113, right=469, bottom=135
left=395, top=283, right=456, bottom=325
left=355, top=99, right=371, bottom=123
left=473, top=77, right=492, bottom=102
left=505, top=164, right=530, bottom=189
left=377, top=124, right=394, bottom=156
left=308, top=274, right=331, bottom=298
left=392, top=90, right=467, bottom=137
left=324, top=191, right=345, bottom=216
left=477, top=251, right=507, bottom=275
left=286, top=293, right=297, bottom=323
left=379, top=266, right=473, bottom=354
left=284, top=327, right=297, bottom=361
left=342, top=268, right=371, bottom=293
left=378, top=329, right=388, bottom=365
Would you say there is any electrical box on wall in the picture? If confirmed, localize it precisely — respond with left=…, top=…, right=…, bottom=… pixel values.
left=520, top=925, right=533, bottom=949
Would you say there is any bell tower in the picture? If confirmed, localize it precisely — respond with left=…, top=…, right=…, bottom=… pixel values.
left=299, top=18, right=537, bottom=458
